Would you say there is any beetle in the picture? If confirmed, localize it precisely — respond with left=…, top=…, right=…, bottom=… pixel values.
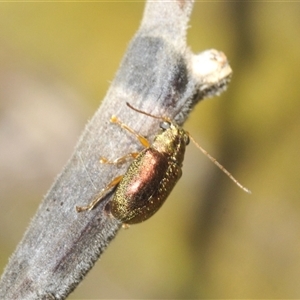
left=76, top=103, right=250, bottom=224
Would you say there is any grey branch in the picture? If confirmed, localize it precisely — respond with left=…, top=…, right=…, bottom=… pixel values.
left=0, top=1, right=232, bottom=299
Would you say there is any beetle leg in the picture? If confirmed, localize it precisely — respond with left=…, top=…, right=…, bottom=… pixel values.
left=100, top=152, right=139, bottom=165
left=76, top=175, right=123, bottom=212
left=122, top=223, right=130, bottom=229
left=110, top=115, right=150, bottom=148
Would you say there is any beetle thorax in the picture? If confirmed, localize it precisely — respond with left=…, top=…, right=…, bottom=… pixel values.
left=152, top=122, right=188, bottom=165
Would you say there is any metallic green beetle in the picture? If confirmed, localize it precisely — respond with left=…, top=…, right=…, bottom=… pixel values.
left=76, top=103, right=250, bottom=224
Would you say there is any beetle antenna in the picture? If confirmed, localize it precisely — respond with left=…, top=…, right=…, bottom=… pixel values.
left=126, top=102, right=164, bottom=120
left=188, top=134, right=251, bottom=194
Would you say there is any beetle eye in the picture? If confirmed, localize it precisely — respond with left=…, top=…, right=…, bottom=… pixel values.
left=160, top=121, right=170, bottom=130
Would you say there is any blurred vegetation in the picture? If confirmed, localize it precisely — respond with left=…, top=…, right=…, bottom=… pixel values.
left=0, top=2, right=300, bottom=299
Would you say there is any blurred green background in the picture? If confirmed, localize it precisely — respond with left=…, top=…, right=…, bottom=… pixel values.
left=1, top=2, right=300, bottom=299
